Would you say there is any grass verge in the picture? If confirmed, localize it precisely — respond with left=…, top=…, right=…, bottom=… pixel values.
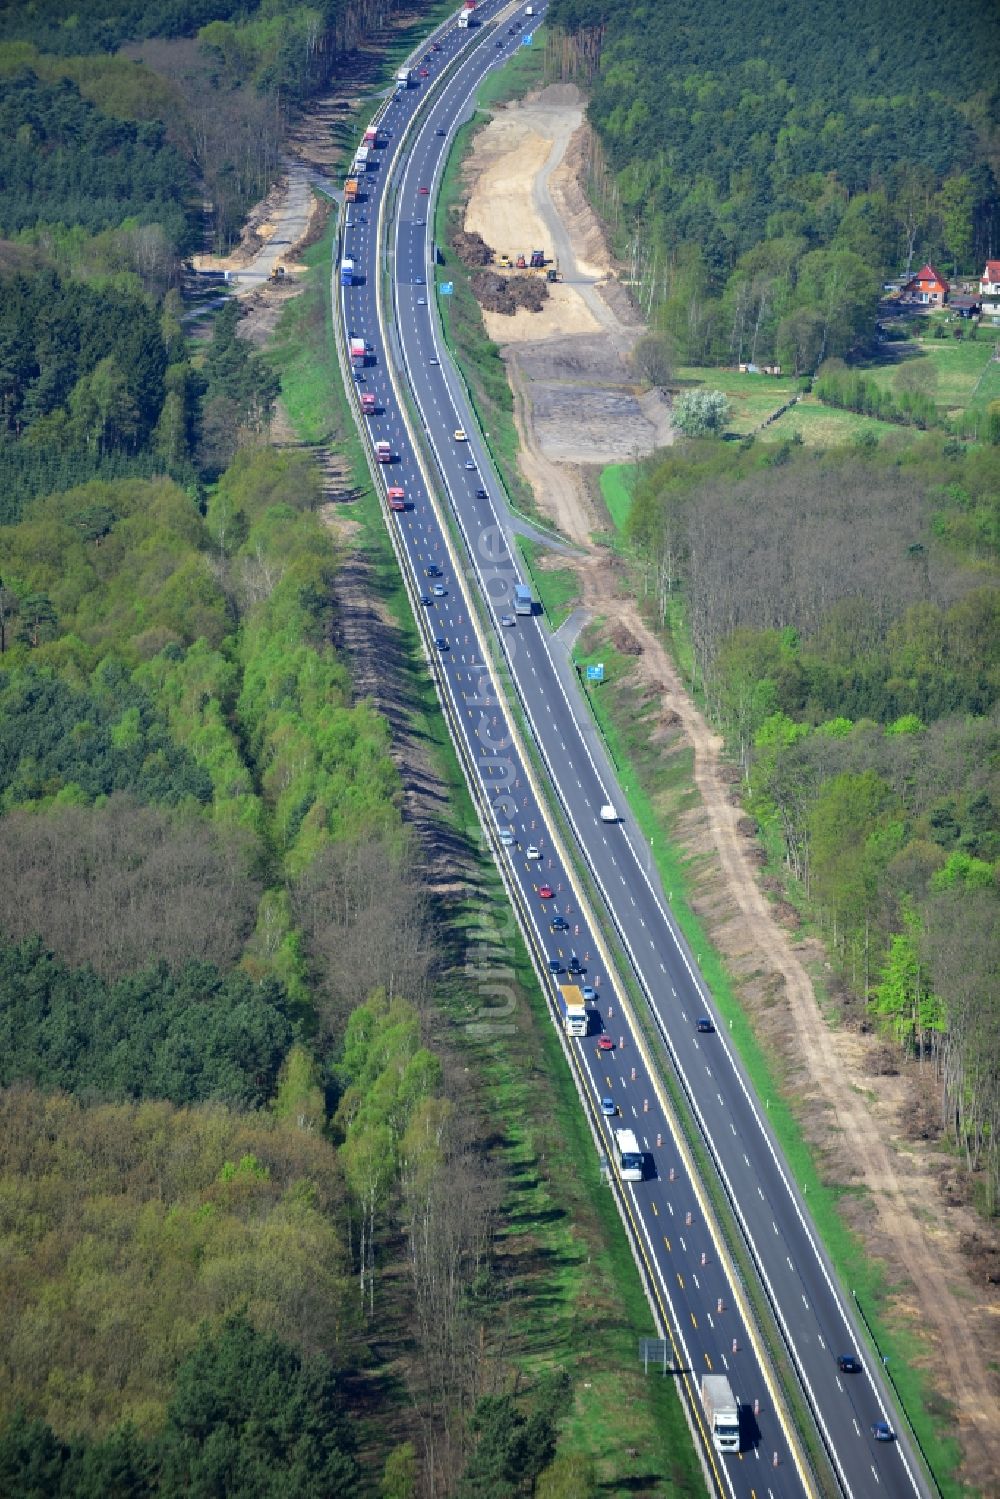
left=268, top=182, right=704, bottom=1495
left=571, top=625, right=964, bottom=1494
left=517, top=535, right=580, bottom=627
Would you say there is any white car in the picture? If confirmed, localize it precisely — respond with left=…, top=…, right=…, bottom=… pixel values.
left=526, top=844, right=540, bottom=860
left=599, top=804, right=617, bottom=823
left=454, top=428, right=467, bottom=441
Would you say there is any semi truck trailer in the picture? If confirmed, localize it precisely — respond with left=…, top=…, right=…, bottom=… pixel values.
left=556, top=985, right=588, bottom=1037
left=701, top=1375, right=740, bottom=1453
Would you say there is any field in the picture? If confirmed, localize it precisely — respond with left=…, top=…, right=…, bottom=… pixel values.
left=674, top=364, right=798, bottom=433
left=764, top=395, right=928, bottom=446
left=857, top=324, right=1000, bottom=422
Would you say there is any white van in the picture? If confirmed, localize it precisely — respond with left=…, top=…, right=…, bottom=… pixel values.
left=498, top=827, right=515, bottom=847
left=599, top=804, right=617, bottom=823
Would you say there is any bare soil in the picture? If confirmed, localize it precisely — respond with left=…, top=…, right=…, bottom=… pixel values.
left=460, top=81, right=1000, bottom=1493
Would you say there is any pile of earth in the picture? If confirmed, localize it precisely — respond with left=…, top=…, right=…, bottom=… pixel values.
left=471, top=270, right=549, bottom=316
left=451, top=228, right=494, bottom=266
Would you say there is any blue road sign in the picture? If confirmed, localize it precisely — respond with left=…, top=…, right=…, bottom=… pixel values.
left=586, top=664, right=605, bottom=682
left=522, top=33, right=533, bottom=44
left=440, top=282, right=453, bottom=295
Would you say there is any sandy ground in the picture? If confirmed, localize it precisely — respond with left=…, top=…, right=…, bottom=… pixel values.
left=463, top=85, right=671, bottom=533
left=461, top=82, right=1000, bottom=1489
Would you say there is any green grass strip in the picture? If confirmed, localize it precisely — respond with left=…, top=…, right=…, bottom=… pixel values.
left=516, top=535, right=579, bottom=628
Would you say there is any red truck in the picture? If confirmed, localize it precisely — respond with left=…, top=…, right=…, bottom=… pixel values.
left=360, top=392, right=377, bottom=415
left=387, top=487, right=406, bottom=511
left=363, top=124, right=378, bottom=148
left=350, top=336, right=366, bottom=369
left=375, top=441, right=392, bottom=463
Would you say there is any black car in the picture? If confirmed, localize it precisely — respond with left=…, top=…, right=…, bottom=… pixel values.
left=426, top=564, right=442, bottom=577
left=696, top=1016, right=714, bottom=1034
left=567, top=955, right=583, bottom=975
left=475, top=487, right=488, bottom=499
left=436, top=128, right=446, bottom=136
left=434, top=636, right=448, bottom=651
left=550, top=915, right=569, bottom=933
left=837, top=1354, right=862, bottom=1374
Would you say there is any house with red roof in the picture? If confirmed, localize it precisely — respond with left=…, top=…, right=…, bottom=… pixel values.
left=902, top=264, right=950, bottom=307
left=980, top=260, right=1000, bottom=323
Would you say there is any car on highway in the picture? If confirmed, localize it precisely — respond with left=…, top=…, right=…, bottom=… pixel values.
left=500, top=613, right=515, bottom=627
left=600, top=1097, right=616, bottom=1116
left=597, top=1036, right=614, bottom=1052
left=872, top=1422, right=894, bottom=1442
left=418, top=185, right=430, bottom=194
left=538, top=884, right=554, bottom=899
left=432, top=41, right=442, bottom=50
left=434, top=636, right=448, bottom=651
left=429, top=357, right=439, bottom=365
left=432, top=583, right=446, bottom=597
left=495, top=39, right=503, bottom=47
left=547, top=958, right=562, bottom=974
left=419, top=66, right=429, bottom=76
left=550, top=915, right=569, bottom=933
left=837, top=1354, right=862, bottom=1373
left=415, top=276, right=425, bottom=284
left=581, top=985, right=596, bottom=1001
left=454, top=428, right=467, bottom=440
left=696, top=1016, right=714, bottom=1033
left=436, top=127, right=446, bottom=136
left=567, top=955, right=583, bottom=975
left=417, top=297, right=426, bottom=305
left=464, top=460, right=476, bottom=470
left=426, top=564, right=442, bottom=577
left=475, top=487, right=488, bottom=498
left=526, top=844, right=540, bottom=859
left=420, top=593, right=432, bottom=605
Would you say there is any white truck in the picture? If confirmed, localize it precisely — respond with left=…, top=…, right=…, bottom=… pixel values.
left=599, top=804, right=617, bottom=823
left=396, top=66, right=413, bottom=87
left=701, top=1375, right=740, bottom=1453
left=557, top=985, right=588, bottom=1037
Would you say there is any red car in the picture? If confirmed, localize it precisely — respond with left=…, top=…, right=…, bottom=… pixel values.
left=418, top=186, right=430, bottom=195
left=597, top=1036, right=615, bottom=1052
left=419, top=66, right=429, bottom=77
left=538, top=884, right=554, bottom=899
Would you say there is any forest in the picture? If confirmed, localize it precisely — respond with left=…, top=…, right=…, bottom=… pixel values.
left=0, top=0, right=609, bottom=1482
left=548, top=0, right=1000, bottom=367
left=627, top=437, right=1000, bottom=1205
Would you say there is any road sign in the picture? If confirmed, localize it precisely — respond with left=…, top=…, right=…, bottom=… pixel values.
left=586, top=663, right=605, bottom=682
left=522, top=33, right=533, bottom=44
left=440, top=282, right=453, bottom=295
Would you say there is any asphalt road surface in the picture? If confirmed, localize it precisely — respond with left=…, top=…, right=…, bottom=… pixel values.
left=337, top=9, right=933, bottom=1498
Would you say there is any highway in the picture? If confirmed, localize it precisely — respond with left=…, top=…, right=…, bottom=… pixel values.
left=337, top=8, right=933, bottom=1498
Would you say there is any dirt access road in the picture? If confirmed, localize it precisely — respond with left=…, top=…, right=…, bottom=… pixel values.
left=462, top=86, right=1000, bottom=1490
